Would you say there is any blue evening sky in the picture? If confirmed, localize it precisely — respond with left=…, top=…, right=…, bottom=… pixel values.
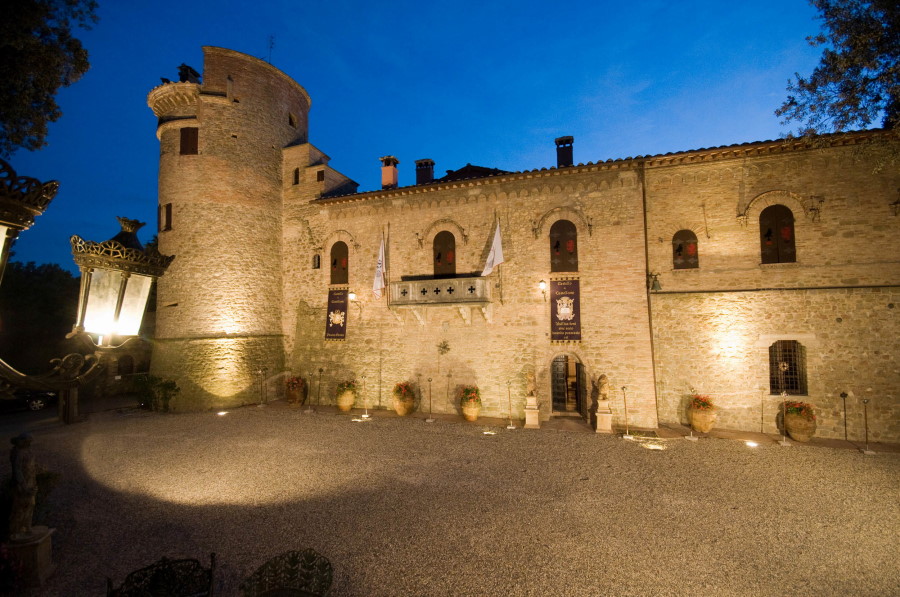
left=9, top=0, right=823, bottom=271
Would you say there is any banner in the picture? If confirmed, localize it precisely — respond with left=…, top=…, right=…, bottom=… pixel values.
left=481, top=220, right=504, bottom=276
left=373, top=237, right=386, bottom=298
left=550, top=279, right=581, bottom=342
left=325, top=288, right=348, bottom=340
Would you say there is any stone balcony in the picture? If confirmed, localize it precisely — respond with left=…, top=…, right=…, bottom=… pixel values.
left=389, top=276, right=493, bottom=324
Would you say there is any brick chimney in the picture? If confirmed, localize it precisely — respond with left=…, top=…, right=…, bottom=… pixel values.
left=555, top=136, right=574, bottom=168
left=380, top=156, right=399, bottom=189
left=415, top=159, right=435, bottom=185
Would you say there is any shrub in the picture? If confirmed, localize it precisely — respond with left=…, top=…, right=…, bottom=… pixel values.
left=133, top=374, right=180, bottom=412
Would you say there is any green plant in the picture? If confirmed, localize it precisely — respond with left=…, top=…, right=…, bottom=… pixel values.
left=133, top=374, right=180, bottom=412
left=459, top=385, right=481, bottom=406
left=393, top=381, right=414, bottom=400
left=336, top=380, right=357, bottom=394
left=783, top=401, right=816, bottom=421
left=690, top=394, right=713, bottom=411
left=285, top=376, right=305, bottom=391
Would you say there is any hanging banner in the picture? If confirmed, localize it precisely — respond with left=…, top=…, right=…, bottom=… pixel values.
left=550, top=279, right=581, bottom=342
left=325, top=288, right=348, bottom=341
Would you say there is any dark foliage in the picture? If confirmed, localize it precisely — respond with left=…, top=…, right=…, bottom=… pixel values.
left=0, top=261, right=79, bottom=374
left=0, top=0, right=99, bottom=157
left=777, top=0, right=899, bottom=133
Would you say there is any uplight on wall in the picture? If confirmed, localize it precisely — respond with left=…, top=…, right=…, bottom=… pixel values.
left=539, top=279, right=547, bottom=301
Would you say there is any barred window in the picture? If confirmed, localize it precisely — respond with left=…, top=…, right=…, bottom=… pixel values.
left=672, top=229, right=699, bottom=269
left=769, top=340, right=807, bottom=395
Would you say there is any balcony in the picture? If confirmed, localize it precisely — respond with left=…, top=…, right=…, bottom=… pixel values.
left=389, top=276, right=492, bottom=324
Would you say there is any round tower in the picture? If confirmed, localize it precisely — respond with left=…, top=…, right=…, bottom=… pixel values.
left=147, top=47, right=311, bottom=410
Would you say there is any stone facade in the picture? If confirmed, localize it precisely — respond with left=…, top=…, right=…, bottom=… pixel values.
left=148, top=47, right=900, bottom=441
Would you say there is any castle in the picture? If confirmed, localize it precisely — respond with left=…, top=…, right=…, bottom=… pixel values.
left=147, top=47, right=900, bottom=441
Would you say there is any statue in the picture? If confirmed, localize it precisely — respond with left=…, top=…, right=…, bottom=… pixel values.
left=9, top=434, right=37, bottom=541
left=526, top=372, right=536, bottom=397
left=599, top=374, right=610, bottom=401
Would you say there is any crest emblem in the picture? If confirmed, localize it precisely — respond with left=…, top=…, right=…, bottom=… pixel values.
left=556, top=296, right=575, bottom=321
left=328, top=309, right=346, bottom=327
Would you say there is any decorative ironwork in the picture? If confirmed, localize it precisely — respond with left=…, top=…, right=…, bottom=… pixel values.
left=240, top=549, right=333, bottom=597
left=0, top=158, right=58, bottom=230
left=107, top=552, right=216, bottom=597
left=71, top=217, right=174, bottom=277
left=769, top=340, right=808, bottom=395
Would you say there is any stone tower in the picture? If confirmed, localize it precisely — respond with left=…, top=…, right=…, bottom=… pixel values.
left=147, top=47, right=310, bottom=409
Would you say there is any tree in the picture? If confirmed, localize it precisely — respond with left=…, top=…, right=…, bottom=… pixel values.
left=0, top=261, right=79, bottom=374
left=776, top=0, right=899, bottom=134
left=0, top=0, right=98, bottom=157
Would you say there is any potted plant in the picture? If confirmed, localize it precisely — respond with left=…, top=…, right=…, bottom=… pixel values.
left=459, top=385, right=481, bottom=422
left=689, top=393, right=716, bottom=433
left=335, top=380, right=357, bottom=412
left=284, top=376, right=307, bottom=405
left=392, top=381, right=416, bottom=416
left=782, top=400, right=816, bottom=442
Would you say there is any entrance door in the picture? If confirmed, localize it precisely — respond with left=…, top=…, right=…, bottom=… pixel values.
left=551, top=355, right=584, bottom=414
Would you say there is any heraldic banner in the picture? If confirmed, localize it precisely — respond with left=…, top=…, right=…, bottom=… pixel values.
left=325, top=288, right=348, bottom=340
left=550, top=279, right=581, bottom=342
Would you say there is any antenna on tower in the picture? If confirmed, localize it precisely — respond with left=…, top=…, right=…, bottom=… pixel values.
left=267, top=35, right=275, bottom=63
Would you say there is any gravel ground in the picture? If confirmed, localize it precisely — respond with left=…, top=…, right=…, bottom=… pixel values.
left=8, top=404, right=900, bottom=596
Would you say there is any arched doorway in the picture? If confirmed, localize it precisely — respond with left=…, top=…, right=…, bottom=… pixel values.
left=550, top=354, right=587, bottom=417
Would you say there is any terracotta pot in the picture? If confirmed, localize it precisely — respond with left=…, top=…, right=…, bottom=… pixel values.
left=785, top=413, right=816, bottom=442
left=689, top=408, right=716, bottom=433
left=392, top=395, right=415, bottom=416
left=285, top=385, right=307, bottom=405
left=461, top=402, right=480, bottom=422
left=336, top=390, right=356, bottom=412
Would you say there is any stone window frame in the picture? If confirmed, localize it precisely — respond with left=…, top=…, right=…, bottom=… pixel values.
left=432, top=230, right=457, bottom=278
left=179, top=127, right=198, bottom=155
left=320, top=230, right=359, bottom=287
left=329, top=241, right=349, bottom=285
left=672, top=229, right=700, bottom=270
left=549, top=219, right=579, bottom=273
left=755, top=333, right=817, bottom=397
left=292, top=168, right=300, bottom=185
left=759, top=204, right=797, bottom=265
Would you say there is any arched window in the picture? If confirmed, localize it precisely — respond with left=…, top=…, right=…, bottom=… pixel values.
left=433, top=231, right=456, bottom=278
left=549, top=220, right=578, bottom=272
left=769, top=340, right=807, bottom=395
left=330, top=241, right=348, bottom=284
left=292, top=168, right=300, bottom=185
left=672, top=230, right=699, bottom=269
left=759, top=205, right=796, bottom=264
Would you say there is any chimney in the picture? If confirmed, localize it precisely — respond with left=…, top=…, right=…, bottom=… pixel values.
left=415, top=159, right=435, bottom=185
left=380, top=156, right=399, bottom=189
left=555, top=136, right=574, bottom=168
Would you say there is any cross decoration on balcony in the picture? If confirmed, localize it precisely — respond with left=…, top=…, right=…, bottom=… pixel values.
left=421, top=288, right=428, bottom=296
left=433, top=287, right=441, bottom=295
left=446, top=286, right=454, bottom=294
left=467, top=286, right=476, bottom=294
left=400, top=288, right=408, bottom=297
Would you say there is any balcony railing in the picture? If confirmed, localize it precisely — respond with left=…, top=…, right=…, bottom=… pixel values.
left=389, top=276, right=490, bottom=307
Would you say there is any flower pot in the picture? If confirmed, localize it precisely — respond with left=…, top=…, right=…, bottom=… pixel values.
left=285, top=385, right=307, bottom=405
left=392, top=395, right=415, bottom=416
left=461, top=402, right=480, bottom=422
left=784, top=413, right=816, bottom=442
left=336, top=390, right=355, bottom=412
left=689, top=408, right=716, bottom=433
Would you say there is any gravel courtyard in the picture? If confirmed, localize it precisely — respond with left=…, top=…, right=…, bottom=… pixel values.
left=12, top=404, right=900, bottom=596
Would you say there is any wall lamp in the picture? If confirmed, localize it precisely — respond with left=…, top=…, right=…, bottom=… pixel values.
left=538, top=279, right=547, bottom=301
left=348, top=291, right=362, bottom=318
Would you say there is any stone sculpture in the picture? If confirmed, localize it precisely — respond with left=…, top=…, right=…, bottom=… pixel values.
left=9, top=433, right=37, bottom=541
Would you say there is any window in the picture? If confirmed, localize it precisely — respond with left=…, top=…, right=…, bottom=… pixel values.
left=759, top=204, right=796, bottom=264
left=549, top=220, right=578, bottom=272
left=433, top=231, right=456, bottom=278
left=179, top=127, right=198, bottom=155
left=293, top=168, right=300, bottom=185
left=158, top=203, right=172, bottom=232
left=672, top=230, right=699, bottom=269
left=316, top=170, right=325, bottom=182
left=330, top=241, right=348, bottom=284
left=288, top=112, right=298, bottom=128
left=312, top=254, right=321, bottom=269
left=769, top=340, right=807, bottom=395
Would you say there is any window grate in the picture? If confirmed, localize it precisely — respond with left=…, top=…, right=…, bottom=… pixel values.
left=769, top=340, right=807, bottom=395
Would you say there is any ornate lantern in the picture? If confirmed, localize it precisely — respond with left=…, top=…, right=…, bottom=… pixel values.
left=70, top=217, right=174, bottom=344
left=0, top=159, right=57, bottom=284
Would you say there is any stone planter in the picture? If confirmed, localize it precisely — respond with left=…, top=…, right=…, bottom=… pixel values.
left=461, top=402, right=480, bottom=422
left=689, top=408, right=716, bottom=433
left=784, top=414, right=816, bottom=442
left=392, top=395, right=415, bottom=416
left=336, top=390, right=356, bottom=412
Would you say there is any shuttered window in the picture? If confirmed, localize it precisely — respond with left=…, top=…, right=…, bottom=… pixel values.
left=672, top=230, right=699, bottom=269
left=433, top=231, right=456, bottom=278
left=330, top=241, right=348, bottom=285
left=760, top=205, right=796, bottom=264
left=549, top=220, right=578, bottom=272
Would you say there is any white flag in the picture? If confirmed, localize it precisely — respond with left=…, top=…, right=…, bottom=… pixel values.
left=481, top=220, right=504, bottom=276
left=373, top=237, right=386, bottom=298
